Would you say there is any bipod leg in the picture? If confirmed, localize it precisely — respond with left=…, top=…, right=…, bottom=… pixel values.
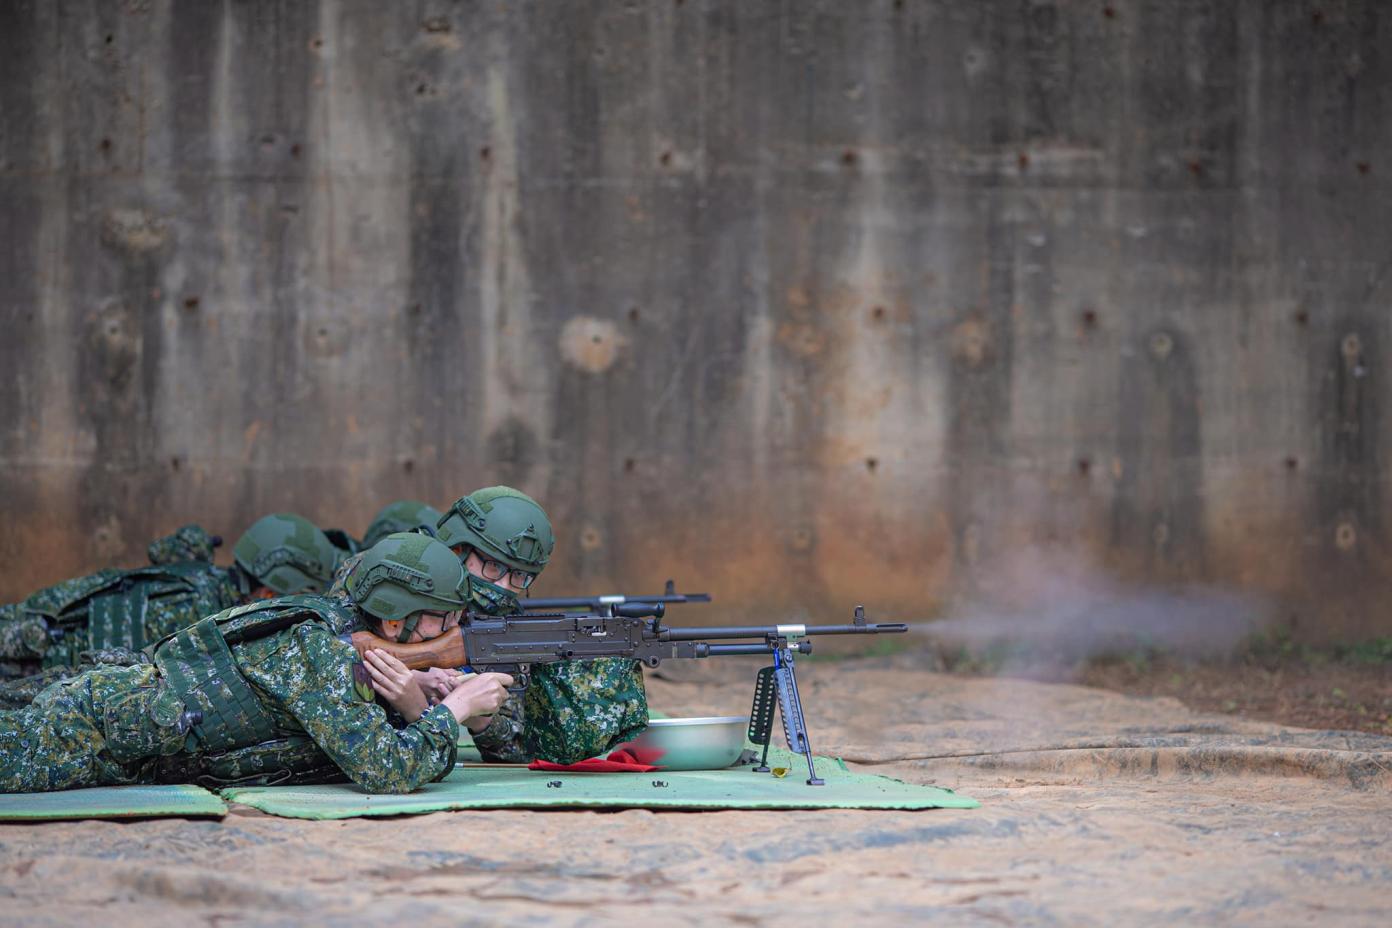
left=773, top=647, right=824, bottom=786
left=755, top=739, right=772, bottom=774
left=748, top=665, right=778, bottom=774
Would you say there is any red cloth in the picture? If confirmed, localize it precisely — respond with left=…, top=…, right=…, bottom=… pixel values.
left=528, top=748, right=660, bottom=773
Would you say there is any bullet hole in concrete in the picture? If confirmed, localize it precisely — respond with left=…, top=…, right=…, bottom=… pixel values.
left=105, top=319, right=121, bottom=337
left=422, top=17, right=451, bottom=33
left=841, top=149, right=858, bottom=167
left=1284, top=456, right=1299, bottom=471
left=865, top=456, right=878, bottom=473
left=1341, top=332, right=1362, bottom=360
left=261, top=134, right=276, bottom=148
left=99, top=138, right=112, bottom=154
left=290, top=143, right=302, bottom=158
left=659, top=150, right=672, bottom=167
left=1294, top=309, right=1309, bottom=326
left=1187, top=159, right=1203, bottom=177
left=402, top=458, right=415, bottom=473
left=628, top=306, right=640, bottom=323
left=893, top=0, right=905, bottom=9
left=1081, top=308, right=1098, bottom=329
left=1335, top=521, right=1357, bottom=551
left=479, top=145, right=491, bottom=161
left=1076, top=457, right=1091, bottom=476
left=580, top=526, right=603, bottom=551
left=1103, top=5, right=1116, bottom=18
left=592, top=333, right=603, bottom=345
left=415, top=83, right=430, bottom=96
left=870, top=305, right=887, bottom=321
left=182, top=296, right=200, bottom=311
left=624, top=458, right=636, bottom=473
left=310, top=37, right=323, bottom=50
left=1017, top=151, right=1030, bottom=170
left=104, top=34, right=113, bottom=44
left=316, top=327, right=327, bottom=338
left=170, top=455, right=182, bottom=472
left=1311, top=9, right=1325, bottom=27
left=789, top=526, right=815, bottom=553
left=1356, top=161, right=1371, bottom=175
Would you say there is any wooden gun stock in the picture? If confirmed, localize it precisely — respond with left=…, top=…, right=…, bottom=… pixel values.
left=347, top=629, right=468, bottom=670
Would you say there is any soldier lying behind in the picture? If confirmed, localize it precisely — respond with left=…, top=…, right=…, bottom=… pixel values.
left=336, top=486, right=651, bottom=766
left=0, top=514, right=341, bottom=700
left=0, top=533, right=511, bottom=794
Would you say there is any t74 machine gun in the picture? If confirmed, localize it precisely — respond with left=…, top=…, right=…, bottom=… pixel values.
left=348, top=603, right=906, bottom=786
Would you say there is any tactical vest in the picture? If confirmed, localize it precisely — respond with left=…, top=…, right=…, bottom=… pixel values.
left=152, top=595, right=351, bottom=752
left=22, top=562, right=232, bottom=656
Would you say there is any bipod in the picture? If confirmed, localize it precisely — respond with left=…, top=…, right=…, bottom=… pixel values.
left=746, top=638, right=824, bottom=786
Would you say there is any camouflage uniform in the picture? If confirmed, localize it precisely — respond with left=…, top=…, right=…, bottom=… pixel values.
left=0, top=525, right=240, bottom=679
left=469, top=658, right=648, bottom=764
left=330, top=550, right=646, bottom=763
left=0, top=595, right=457, bottom=794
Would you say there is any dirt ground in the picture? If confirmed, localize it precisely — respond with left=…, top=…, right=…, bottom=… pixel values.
left=0, top=654, right=1389, bottom=926
left=1080, top=656, right=1392, bottom=735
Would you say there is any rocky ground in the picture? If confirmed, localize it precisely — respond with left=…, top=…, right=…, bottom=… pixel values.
left=0, top=655, right=1388, bottom=926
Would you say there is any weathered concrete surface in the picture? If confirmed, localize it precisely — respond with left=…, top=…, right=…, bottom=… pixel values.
left=1, top=2, right=1390, bottom=637
left=0, top=659, right=1388, bottom=925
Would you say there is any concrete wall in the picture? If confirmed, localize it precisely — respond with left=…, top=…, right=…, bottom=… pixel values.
left=1, top=0, right=1389, bottom=638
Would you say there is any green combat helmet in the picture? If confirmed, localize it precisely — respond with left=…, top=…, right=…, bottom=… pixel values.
left=232, top=514, right=340, bottom=596
left=361, top=500, right=444, bottom=550
left=436, top=486, right=554, bottom=612
left=345, top=533, right=466, bottom=641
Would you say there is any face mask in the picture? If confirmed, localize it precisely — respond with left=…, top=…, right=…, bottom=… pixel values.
left=464, top=573, right=520, bottom=615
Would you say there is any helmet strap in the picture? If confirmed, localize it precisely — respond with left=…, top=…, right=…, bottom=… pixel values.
left=396, top=613, right=422, bottom=644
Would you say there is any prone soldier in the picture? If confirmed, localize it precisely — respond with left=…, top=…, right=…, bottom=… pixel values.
left=421, top=486, right=650, bottom=765
left=0, top=514, right=340, bottom=706
left=0, top=533, right=512, bottom=794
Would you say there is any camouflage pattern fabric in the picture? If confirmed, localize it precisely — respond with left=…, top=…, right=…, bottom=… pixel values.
left=0, top=664, right=190, bottom=792
left=334, top=552, right=649, bottom=764
left=0, top=599, right=459, bottom=794
left=146, top=525, right=220, bottom=565
left=0, top=562, right=241, bottom=676
left=0, top=647, right=148, bottom=710
left=326, top=550, right=363, bottom=598
left=470, top=658, right=650, bottom=765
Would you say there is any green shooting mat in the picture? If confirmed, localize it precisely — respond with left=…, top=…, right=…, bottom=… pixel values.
left=0, top=784, right=227, bottom=822
left=219, top=745, right=978, bottom=820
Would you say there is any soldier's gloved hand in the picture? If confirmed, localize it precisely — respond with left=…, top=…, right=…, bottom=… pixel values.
left=441, top=671, right=514, bottom=726
left=363, top=649, right=430, bottom=723
left=413, top=667, right=464, bottom=705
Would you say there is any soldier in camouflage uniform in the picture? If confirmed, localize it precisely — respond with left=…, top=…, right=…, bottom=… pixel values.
left=0, top=533, right=514, bottom=794
left=0, top=514, right=340, bottom=707
left=426, top=486, right=649, bottom=765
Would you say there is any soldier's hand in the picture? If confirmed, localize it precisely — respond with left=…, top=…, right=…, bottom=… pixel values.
left=441, top=671, right=514, bottom=724
left=414, top=667, right=464, bottom=704
left=364, top=649, right=430, bottom=723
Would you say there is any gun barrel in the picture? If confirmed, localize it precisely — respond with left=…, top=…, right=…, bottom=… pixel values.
left=660, top=622, right=908, bottom=641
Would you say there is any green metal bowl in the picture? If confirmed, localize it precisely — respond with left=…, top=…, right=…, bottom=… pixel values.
left=614, top=716, right=749, bottom=770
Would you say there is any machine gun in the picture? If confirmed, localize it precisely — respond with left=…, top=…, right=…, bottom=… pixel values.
left=347, top=604, right=906, bottom=786
left=519, top=578, right=710, bottom=613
